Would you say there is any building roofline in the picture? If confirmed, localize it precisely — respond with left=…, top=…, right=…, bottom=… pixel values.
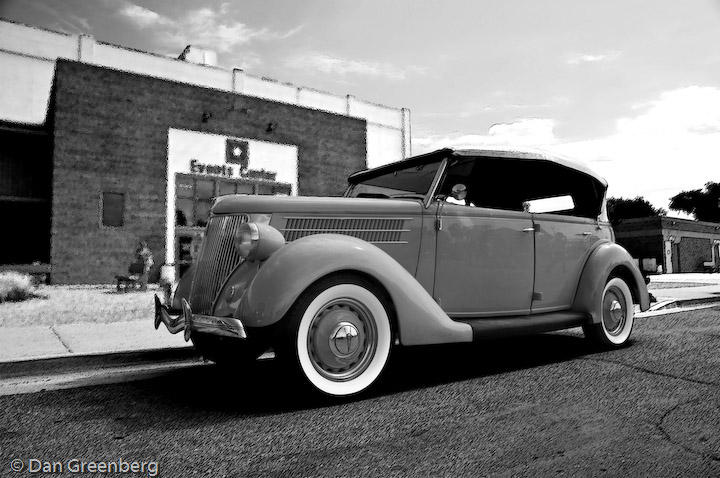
left=615, top=215, right=720, bottom=228
left=0, top=16, right=72, bottom=37
left=0, top=17, right=403, bottom=117
left=53, top=59, right=368, bottom=125
left=661, top=215, right=720, bottom=228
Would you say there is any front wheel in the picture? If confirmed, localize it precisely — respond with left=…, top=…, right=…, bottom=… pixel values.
left=280, top=275, right=393, bottom=397
left=583, top=277, right=635, bottom=347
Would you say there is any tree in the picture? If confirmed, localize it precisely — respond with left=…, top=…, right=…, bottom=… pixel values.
left=669, top=182, right=720, bottom=222
left=607, top=196, right=666, bottom=227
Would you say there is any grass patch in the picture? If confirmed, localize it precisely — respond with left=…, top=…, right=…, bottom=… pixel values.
left=0, top=271, right=42, bottom=303
left=647, top=282, right=709, bottom=290
left=0, top=284, right=158, bottom=327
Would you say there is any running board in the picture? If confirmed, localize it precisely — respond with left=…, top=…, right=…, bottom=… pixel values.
left=455, top=311, right=588, bottom=341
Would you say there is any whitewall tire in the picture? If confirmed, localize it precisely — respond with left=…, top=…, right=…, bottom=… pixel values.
left=583, top=277, right=635, bottom=347
left=283, top=275, right=392, bottom=396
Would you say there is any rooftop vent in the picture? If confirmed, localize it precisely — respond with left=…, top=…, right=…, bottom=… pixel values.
left=178, top=45, right=217, bottom=66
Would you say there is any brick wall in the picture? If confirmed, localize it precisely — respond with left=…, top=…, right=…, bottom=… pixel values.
left=50, top=60, right=367, bottom=284
left=678, top=236, right=712, bottom=272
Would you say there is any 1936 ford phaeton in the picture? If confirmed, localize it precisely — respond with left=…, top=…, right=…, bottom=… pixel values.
left=155, top=148, right=650, bottom=396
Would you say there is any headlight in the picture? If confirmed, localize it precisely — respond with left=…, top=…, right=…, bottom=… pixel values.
left=236, top=222, right=260, bottom=258
left=235, top=222, right=285, bottom=261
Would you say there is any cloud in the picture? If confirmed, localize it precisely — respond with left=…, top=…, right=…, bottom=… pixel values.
left=30, top=2, right=91, bottom=33
left=413, top=118, right=558, bottom=151
left=118, top=4, right=172, bottom=28
left=553, top=86, right=720, bottom=210
left=226, top=51, right=263, bottom=71
left=619, top=86, right=720, bottom=136
left=488, top=119, right=557, bottom=143
left=166, top=8, right=267, bottom=51
left=286, top=53, right=425, bottom=81
left=566, top=51, right=621, bottom=65
left=413, top=86, right=720, bottom=212
left=418, top=96, right=570, bottom=119
left=116, top=2, right=302, bottom=54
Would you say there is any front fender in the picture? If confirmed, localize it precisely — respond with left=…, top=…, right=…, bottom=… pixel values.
left=572, top=242, right=650, bottom=324
left=237, top=234, right=472, bottom=346
left=171, top=263, right=196, bottom=311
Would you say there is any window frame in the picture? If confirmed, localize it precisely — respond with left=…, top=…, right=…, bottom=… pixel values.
left=99, top=191, right=125, bottom=228
left=433, top=156, right=604, bottom=220
left=174, top=173, right=293, bottom=228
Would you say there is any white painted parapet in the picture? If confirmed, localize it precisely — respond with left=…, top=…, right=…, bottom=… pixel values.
left=0, top=20, right=411, bottom=166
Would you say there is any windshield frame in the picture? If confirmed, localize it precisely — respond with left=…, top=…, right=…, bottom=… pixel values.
left=345, top=155, right=449, bottom=209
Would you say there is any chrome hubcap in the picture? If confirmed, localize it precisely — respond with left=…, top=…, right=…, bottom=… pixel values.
left=329, top=322, right=360, bottom=357
left=307, top=298, right=377, bottom=381
left=602, top=287, right=626, bottom=336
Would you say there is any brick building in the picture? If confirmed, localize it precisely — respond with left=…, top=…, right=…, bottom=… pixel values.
left=614, top=216, right=720, bottom=273
left=0, top=20, right=411, bottom=284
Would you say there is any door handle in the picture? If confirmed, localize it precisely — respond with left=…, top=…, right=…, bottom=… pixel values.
left=579, top=232, right=593, bottom=236
left=522, top=227, right=535, bottom=233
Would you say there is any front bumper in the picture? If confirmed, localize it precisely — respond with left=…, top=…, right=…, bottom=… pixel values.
left=154, top=295, right=247, bottom=342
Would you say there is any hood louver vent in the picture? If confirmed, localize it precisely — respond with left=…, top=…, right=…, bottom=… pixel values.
left=282, top=217, right=409, bottom=244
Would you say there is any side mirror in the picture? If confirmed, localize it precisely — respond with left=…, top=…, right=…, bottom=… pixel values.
left=451, top=184, right=467, bottom=201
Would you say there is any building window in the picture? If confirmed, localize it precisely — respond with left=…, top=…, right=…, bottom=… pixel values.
left=175, top=174, right=291, bottom=228
left=101, top=192, right=125, bottom=227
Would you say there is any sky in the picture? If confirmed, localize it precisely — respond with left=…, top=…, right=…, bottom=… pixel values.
left=2, top=0, right=719, bottom=214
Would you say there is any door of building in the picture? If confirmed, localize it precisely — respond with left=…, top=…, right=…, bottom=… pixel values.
left=0, top=125, right=52, bottom=270
left=671, top=243, right=680, bottom=273
left=174, top=173, right=292, bottom=276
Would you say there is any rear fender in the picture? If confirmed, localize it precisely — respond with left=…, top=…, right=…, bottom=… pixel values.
left=572, top=242, right=650, bottom=324
left=237, top=234, right=472, bottom=346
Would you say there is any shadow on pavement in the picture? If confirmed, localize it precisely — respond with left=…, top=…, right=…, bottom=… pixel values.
left=382, top=332, right=598, bottom=393
left=116, top=331, right=607, bottom=420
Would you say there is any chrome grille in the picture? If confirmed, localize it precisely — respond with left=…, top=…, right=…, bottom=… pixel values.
left=282, top=217, right=409, bottom=243
left=189, top=215, right=247, bottom=314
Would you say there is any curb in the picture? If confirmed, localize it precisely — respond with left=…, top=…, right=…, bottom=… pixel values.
left=649, top=296, right=720, bottom=311
left=637, top=296, right=720, bottom=318
left=0, top=347, right=201, bottom=380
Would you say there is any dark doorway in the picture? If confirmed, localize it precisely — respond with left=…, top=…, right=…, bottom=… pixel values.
left=0, top=124, right=52, bottom=265
left=671, top=243, right=680, bottom=274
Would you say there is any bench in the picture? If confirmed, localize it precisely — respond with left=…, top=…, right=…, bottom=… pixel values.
left=115, top=261, right=147, bottom=292
left=115, top=274, right=142, bottom=292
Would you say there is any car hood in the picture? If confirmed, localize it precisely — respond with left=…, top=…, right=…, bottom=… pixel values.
left=212, top=195, right=424, bottom=215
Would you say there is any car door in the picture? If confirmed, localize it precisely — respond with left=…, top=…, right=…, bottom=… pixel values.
left=432, top=157, right=535, bottom=317
left=531, top=213, right=606, bottom=313
left=433, top=204, right=535, bottom=316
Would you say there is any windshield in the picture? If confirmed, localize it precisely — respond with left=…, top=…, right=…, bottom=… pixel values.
left=346, top=160, right=442, bottom=199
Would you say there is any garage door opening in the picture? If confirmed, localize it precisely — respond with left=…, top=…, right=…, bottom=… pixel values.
left=0, top=124, right=52, bottom=273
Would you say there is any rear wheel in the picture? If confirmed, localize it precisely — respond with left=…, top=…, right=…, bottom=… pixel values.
left=583, top=277, right=635, bottom=347
left=279, top=274, right=393, bottom=396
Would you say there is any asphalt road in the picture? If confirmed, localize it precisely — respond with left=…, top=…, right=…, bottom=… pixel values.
left=1, top=308, right=719, bottom=477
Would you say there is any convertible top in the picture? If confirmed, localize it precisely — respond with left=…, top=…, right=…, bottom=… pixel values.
left=348, top=147, right=608, bottom=188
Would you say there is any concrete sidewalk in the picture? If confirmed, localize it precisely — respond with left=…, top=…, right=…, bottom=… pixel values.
left=0, top=319, right=190, bottom=363
left=1, top=274, right=719, bottom=364
left=647, top=272, right=720, bottom=284
left=647, top=273, right=720, bottom=302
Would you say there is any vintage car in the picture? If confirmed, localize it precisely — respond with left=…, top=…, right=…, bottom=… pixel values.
left=155, top=147, right=650, bottom=396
